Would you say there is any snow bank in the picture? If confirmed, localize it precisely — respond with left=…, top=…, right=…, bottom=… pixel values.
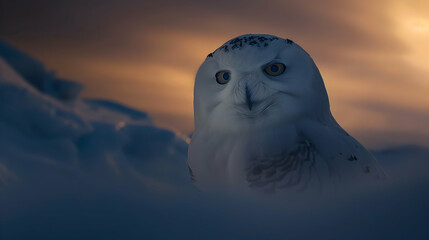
left=0, top=54, right=190, bottom=195
left=0, top=41, right=428, bottom=240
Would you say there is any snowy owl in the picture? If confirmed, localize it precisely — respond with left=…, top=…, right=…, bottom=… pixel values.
left=188, top=34, right=385, bottom=194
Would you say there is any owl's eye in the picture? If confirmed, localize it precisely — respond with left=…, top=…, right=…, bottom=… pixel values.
left=264, top=63, right=286, bottom=76
left=215, top=71, right=231, bottom=84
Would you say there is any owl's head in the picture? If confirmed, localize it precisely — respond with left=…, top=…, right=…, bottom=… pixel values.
left=194, top=34, right=331, bottom=133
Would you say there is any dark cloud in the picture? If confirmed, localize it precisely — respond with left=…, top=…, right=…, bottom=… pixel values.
left=0, top=0, right=404, bottom=58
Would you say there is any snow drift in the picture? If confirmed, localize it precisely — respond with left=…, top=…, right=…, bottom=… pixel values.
left=0, top=41, right=190, bottom=194
left=0, top=40, right=428, bottom=240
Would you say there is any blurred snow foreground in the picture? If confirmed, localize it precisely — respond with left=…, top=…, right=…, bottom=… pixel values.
left=0, top=41, right=429, bottom=240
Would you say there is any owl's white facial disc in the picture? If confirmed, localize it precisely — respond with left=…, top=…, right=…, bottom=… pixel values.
left=194, top=34, right=330, bottom=133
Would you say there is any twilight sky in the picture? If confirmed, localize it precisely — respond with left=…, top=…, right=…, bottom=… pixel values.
left=0, top=0, right=428, bottom=148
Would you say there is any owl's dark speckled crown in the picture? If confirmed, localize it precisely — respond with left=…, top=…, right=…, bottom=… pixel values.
left=208, top=34, right=294, bottom=58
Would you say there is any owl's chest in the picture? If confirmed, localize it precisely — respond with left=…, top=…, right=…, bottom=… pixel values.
left=188, top=125, right=300, bottom=190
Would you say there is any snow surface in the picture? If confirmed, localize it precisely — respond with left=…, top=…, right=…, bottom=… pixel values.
left=0, top=41, right=428, bottom=240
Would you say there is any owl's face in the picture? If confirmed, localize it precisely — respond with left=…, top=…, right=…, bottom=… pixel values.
left=194, top=35, right=329, bottom=133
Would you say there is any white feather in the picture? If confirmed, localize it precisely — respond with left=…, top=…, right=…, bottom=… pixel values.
left=188, top=34, right=386, bottom=194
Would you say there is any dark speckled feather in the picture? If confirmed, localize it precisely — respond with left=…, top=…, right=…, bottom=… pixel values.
left=246, top=140, right=317, bottom=193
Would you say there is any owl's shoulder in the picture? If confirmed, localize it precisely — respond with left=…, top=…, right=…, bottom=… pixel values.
left=245, top=119, right=386, bottom=193
left=296, top=119, right=386, bottom=180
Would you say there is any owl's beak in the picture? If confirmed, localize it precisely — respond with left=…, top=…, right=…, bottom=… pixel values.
left=245, top=85, right=253, bottom=111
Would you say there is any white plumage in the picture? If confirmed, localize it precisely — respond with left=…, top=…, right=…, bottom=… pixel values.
left=188, top=34, right=385, bottom=194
